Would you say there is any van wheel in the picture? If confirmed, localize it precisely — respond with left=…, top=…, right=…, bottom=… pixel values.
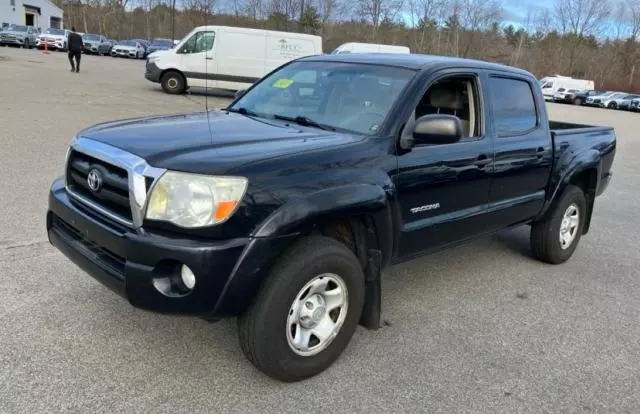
left=530, top=185, right=587, bottom=264
left=238, top=236, right=365, bottom=382
left=161, top=71, right=186, bottom=94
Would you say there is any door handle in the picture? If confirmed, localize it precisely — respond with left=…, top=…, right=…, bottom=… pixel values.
left=536, top=147, right=545, bottom=158
left=205, top=57, right=213, bottom=60
left=475, top=154, right=491, bottom=168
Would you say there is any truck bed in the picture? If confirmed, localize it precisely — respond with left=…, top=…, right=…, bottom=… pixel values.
left=549, top=120, right=613, bottom=136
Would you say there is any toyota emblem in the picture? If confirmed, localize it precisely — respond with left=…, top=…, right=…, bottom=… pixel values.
left=87, top=168, right=103, bottom=192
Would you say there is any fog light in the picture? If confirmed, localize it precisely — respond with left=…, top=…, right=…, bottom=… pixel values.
left=181, top=265, right=196, bottom=289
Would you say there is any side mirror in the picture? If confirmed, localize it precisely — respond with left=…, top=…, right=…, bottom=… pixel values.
left=235, top=89, right=246, bottom=99
left=411, top=114, right=462, bottom=146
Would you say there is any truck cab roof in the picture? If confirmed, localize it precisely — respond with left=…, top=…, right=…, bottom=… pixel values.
left=300, top=53, right=534, bottom=77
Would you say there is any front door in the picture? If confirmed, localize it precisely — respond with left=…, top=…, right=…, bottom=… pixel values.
left=395, top=72, right=494, bottom=259
left=179, top=30, right=216, bottom=89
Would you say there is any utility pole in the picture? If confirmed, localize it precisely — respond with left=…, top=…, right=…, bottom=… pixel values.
left=171, top=0, right=176, bottom=42
left=298, top=0, right=304, bottom=32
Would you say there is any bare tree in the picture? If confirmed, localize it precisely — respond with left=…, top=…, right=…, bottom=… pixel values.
left=554, top=0, right=610, bottom=73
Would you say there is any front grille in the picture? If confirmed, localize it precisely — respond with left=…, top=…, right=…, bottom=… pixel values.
left=52, top=213, right=125, bottom=274
left=66, top=150, right=132, bottom=222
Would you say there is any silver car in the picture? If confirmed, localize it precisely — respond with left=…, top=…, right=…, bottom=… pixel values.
left=0, top=25, right=38, bottom=48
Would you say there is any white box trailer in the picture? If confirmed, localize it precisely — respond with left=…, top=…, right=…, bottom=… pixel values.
left=330, top=42, right=410, bottom=54
left=145, top=25, right=323, bottom=94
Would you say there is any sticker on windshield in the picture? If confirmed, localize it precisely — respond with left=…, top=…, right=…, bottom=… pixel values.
left=272, top=79, right=294, bottom=89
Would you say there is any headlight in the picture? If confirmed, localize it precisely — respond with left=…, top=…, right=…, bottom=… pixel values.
left=145, top=171, right=248, bottom=228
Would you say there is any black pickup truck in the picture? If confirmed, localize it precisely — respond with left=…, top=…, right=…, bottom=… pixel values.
left=47, top=54, right=616, bottom=382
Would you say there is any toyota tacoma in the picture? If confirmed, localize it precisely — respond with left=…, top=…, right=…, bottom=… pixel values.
left=47, top=54, right=616, bottom=382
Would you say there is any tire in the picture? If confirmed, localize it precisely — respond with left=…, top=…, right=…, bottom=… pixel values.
left=573, top=98, right=583, bottom=105
left=530, top=185, right=587, bottom=264
left=608, top=102, right=617, bottom=109
left=238, top=235, right=365, bottom=382
left=161, top=70, right=186, bottom=94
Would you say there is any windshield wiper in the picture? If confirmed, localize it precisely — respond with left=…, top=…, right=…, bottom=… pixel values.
left=272, top=114, right=336, bottom=131
left=226, top=107, right=260, bottom=117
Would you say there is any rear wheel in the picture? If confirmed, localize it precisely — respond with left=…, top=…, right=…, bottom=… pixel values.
left=238, top=236, right=365, bottom=382
left=161, top=70, right=186, bottom=94
left=530, top=185, right=587, bottom=264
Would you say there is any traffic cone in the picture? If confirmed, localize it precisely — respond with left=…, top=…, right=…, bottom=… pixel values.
left=43, top=38, right=49, bottom=54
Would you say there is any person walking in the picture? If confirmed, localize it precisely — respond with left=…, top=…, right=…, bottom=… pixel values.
left=67, top=27, right=83, bottom=73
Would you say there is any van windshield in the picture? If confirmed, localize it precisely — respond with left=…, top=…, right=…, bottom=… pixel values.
left=229, top=61, right=415, bottom=134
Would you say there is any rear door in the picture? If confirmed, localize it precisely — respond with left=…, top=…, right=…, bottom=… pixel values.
left=482, top=74, right=553, bottom=231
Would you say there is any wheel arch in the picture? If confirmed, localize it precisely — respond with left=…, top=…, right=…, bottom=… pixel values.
left=211, top=184, right=396, bottom=328
left=539, top=155, right=600, bottom=235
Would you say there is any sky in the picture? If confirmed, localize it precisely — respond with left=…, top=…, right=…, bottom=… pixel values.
left=501, top=0, right=555, bottom=28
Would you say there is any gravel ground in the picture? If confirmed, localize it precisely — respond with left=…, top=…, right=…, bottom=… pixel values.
left=1, top=46, right=639, bottom=413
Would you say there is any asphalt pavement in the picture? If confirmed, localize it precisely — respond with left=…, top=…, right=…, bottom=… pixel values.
left=1, top=46, right=639, bottom=413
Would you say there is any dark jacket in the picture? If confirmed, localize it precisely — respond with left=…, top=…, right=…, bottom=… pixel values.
left=68, top=32, right=83, bottom=53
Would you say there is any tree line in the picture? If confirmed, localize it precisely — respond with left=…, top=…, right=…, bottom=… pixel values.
left=55, top=0, right=640, bottom=92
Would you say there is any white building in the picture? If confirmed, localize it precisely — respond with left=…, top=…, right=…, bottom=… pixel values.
left=0, top=0, right=63, bottom=31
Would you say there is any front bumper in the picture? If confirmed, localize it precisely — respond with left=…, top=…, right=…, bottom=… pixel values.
left=47, top=177, right=295, bottom=317
left=36, top=39, right=65, bottom=49
left=111, top=49, right=137, bottom=58
left=0, top=38, right=24, bottom=45
left=145, top=61, right=162, bottom=82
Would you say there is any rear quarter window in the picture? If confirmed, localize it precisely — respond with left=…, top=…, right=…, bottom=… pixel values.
left=488, top=77, right=538, bottom=136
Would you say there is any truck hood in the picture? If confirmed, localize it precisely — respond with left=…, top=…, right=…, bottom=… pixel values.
left=78, top=111, right=364, bottom=174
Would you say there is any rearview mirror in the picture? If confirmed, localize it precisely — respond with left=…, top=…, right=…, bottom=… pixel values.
left=235, top=89, right=246, bottom=99
left=411, top=114, right=462, bottom=146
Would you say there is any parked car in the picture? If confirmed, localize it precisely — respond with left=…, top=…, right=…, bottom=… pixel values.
left=82, top=34, right=112, bottom=55
left=602, top=92, right=638, bottom=109
left=630, top=98, right=640, bottom=112
left=610, top=94, right=640, bottom=110
left=0, top=25, right=38, bottom=48
left=552, top=88, right=581, bottom=104
left=571, top=90, right=606, bottom=105
left=146, top=38, right=174, bottom=56
left=36, top=28, right=70, bottom=51
left=110, top=40, right=146, bottom=58
left=47, top=53, right=617, bottom=382
left=146, top=26, right=323, bottom=94
left=132, top=38, right=150, bottom=57
left=585, top=91, right=625, bottom=107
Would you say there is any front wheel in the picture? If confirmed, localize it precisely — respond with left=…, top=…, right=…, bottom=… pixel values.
left=608, top=102, right=617, bottom=109
left=238, top=236, right=365, bottom=382
left=573, top=98, right=583, bottom=105
left=161, top=70, right=186, bottom=94
left=530, top=185, right=587, bottom=264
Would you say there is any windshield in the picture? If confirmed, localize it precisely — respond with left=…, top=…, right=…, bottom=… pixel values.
left=230, top=61, right=415, bottom=135
left=83, top=34, right=99, bottom=41
left=151, top=39, right=172, bottom=47
left=44, top=28, right=65, bottom=36
left=118, top=40, right=136, bottom=46
left=10, top=25, right=27, bottom=32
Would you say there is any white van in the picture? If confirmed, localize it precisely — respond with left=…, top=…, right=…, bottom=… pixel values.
left=331, top=42, right=410, bottom=54
left=539, top=75, right=594, bottom=100
left=145, top=25, right=323, bottom=94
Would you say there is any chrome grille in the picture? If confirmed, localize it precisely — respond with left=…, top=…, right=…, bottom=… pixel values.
left=64, top=137, right=166, bottom=228
left=66, top=150, right=133, bottom=222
